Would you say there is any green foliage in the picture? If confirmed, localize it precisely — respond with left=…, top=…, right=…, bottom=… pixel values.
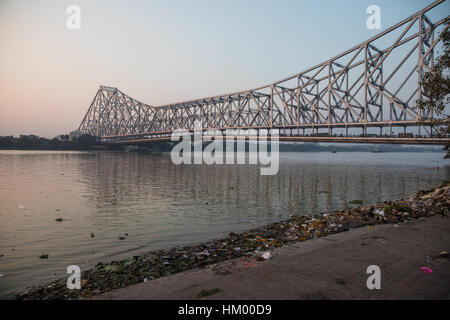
left=418, top=18, right=450, bottom=157
left=418, top=18, right=450, bottom=114
left=0, top=134, right=99, bottom=150
left=75, top=134, right=97, bottom=149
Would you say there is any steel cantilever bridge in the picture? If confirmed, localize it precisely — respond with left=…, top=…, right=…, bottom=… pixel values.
left=78, top=0, right=450, bottom=146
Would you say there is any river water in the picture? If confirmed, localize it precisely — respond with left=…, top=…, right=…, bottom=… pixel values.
left=0, top=150, right=449, bottom=296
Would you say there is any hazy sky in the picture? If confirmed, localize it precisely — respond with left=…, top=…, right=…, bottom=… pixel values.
left=0, top=0, right=447, bottom=137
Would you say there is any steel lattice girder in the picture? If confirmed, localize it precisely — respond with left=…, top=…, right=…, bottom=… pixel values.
left=78, top=0, right=449, bottom=141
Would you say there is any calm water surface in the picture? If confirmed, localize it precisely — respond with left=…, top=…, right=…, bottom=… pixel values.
left=0, top=150, right=449, bottom=296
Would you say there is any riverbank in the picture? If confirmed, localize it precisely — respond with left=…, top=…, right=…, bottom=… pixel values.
left=13, top=183, right=450, bottom=300
left=94, top=215, right=450, bottom=300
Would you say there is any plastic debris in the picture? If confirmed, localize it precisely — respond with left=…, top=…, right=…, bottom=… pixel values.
left=427, top=250, right=449, bottom=262
left=420, top=267, right=433, bottom=274
left=262, top=252, right=272, bottom=260
left=375, top=210, right=385, bottom=217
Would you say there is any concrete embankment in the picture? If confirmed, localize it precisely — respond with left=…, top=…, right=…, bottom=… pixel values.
left=94, top=215, right=450, bottom=300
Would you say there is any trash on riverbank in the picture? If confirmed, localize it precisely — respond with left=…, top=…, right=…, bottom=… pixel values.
left=420, top=267, right=434, bottom=274
left=17, top=183, right=450, bottom=300
left=197, top=288, right=221, bottom=299
left=427, top=250, right=448, bottom=262
left=262, top=252, right=272, bottom=260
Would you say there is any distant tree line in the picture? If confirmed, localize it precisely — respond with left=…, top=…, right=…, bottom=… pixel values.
left=0, top=134, right=99, bottom=150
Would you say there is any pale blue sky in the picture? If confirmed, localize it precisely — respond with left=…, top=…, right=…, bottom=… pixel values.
left=0, top=0, right=448, bottom=137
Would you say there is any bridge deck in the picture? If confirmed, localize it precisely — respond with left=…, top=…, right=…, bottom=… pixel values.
left=104, top=135, right=450, bottom=146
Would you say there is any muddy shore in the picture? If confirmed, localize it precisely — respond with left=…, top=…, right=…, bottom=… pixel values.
left=12, top=183, right=450, bottom=300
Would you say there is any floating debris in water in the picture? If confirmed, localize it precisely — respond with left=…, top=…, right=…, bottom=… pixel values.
left=55, top=218, right=63, bottom=222
left=39, top=254, right=49, bottom=259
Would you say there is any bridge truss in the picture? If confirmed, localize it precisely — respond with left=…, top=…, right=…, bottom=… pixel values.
left=78, top=0, right=449, bottom=145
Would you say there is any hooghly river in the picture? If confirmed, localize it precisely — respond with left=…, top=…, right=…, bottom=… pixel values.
left=0, top=150, right=449, bottom=296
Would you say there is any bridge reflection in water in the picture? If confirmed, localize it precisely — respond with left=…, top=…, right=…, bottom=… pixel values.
left=78, top=1, right=449, bottom=146
left=76, top=152, right=450, bottom=230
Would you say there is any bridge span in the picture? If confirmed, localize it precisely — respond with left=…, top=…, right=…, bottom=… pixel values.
left=78, top=0, right=449, bottom=146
